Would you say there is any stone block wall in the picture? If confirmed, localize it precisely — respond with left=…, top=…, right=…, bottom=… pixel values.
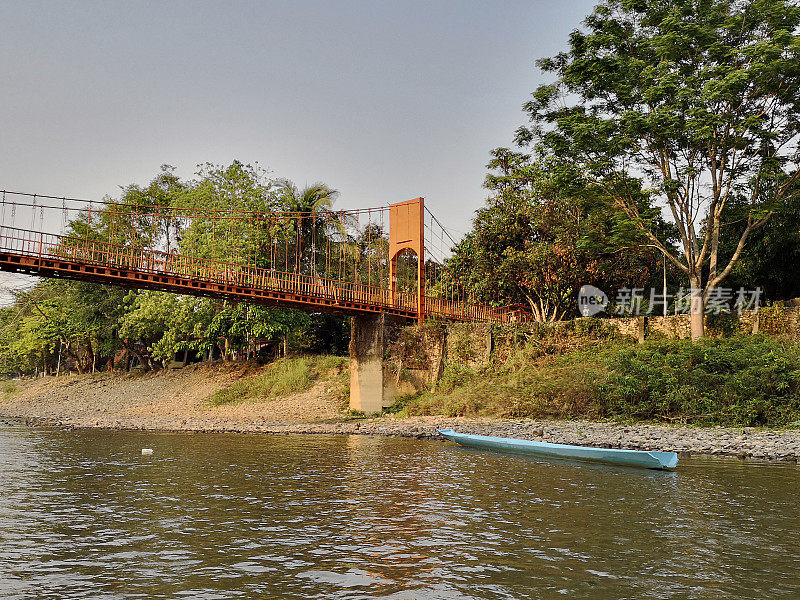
left=383, top=321, right=447, bottom=401
left=379, top=302, right=800, bottom=402
left=754, top=303, right=800, bottom=341
left=445, top=323, right=492, bottom=369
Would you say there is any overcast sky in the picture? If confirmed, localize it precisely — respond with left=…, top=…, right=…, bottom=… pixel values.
left=0, top=0, right=597, bottom=301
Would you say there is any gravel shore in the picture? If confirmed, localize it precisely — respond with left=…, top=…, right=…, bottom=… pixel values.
left=3, top=366, right=800, bottom=462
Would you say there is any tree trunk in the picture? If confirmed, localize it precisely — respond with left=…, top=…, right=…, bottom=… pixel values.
left=120, top=339, right=147, bottom=371
left=63, top=342, right=84, bottom=375
left=84, top=338, right=95, bottom=374
left=708, top=215, right=721, bottom=284
left=689, top=274, right=704, bottom=341
left=133, top=350, right=149, bottom=371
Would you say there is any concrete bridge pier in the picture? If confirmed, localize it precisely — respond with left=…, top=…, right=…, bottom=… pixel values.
left=349, top=313, right=398, bottom=414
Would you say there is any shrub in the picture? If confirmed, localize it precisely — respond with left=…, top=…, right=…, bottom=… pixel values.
left=600, top=335, right=800, bottom=426
left=436, top=364, right=477, bottom=394
left=398, top=333, right=800, bottom=427
left=400, top=338, right=615, bottom=419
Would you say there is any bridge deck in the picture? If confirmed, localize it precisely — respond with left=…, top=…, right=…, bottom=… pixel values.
left=0, top=227, right=514, bottom=322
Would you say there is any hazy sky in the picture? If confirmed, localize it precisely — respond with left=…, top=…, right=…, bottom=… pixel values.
left=0, top=0, right=597, bottom=299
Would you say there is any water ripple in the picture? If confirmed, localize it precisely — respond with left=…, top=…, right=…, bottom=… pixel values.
left=0, top=425, right=798, bottom=599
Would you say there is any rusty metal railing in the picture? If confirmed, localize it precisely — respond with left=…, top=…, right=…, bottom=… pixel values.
left=0, top=225, right=526, bottom=323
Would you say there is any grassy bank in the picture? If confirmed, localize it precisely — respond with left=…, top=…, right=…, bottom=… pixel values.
left=207, top=355, right=349, bottom=407
left=1, top=381, right=18, bottom=399
left=395, top=334, right=800, bottom=428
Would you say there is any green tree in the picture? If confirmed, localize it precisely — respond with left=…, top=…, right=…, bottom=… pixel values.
left=64, top=165, right=186, bottom=253
left=718, top=191, right=800, bottom=301
left=274, top=179, right=341, bottom=275
left=449, top=150, right=667, bottom=321
left=207, top=303, right=313, bottom=359
left=175, top=161, right=278, bottom=265
left=342, top=223, right=389, bottom=287
left=0, top=280, right=127, bottom=374
left=0, top=303, right=54, bottom=376
left=521, top=0, right=800, bottom=338
left=113, top=164, right=186, bottom=253
left=119, top=292, right=215, bottom=368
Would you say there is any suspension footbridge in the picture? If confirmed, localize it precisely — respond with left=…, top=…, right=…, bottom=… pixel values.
left=0, top=189, right=532, bottom=412
left=0, top=191, right=527, bottom=323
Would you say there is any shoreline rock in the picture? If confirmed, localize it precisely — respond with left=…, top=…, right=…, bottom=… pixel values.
left=3, top=367, right=800, bottom=463
left=5, top=414, right=800, bottom=463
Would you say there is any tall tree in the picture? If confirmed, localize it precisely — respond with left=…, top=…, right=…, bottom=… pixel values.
left=449, top=150, right=667, bottom=321
left=522, top=0, right=800, bottom=339
left=176, top=161, right=278, bottom=264
left=274, top=179, right=341, bottom=275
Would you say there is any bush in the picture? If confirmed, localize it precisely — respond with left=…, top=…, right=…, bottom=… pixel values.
left=398, top=333, right=800, bottom=427
left=600, top=335, right=800, bottom=426
left=436, top=364, right=477, bottom=394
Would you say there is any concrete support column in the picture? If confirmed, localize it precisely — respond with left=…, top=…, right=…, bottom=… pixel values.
left=349, top=313, right=386, bottom=414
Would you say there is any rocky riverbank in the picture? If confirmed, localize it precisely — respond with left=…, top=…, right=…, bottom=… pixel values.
left=2, top=365, right=800, bottom=462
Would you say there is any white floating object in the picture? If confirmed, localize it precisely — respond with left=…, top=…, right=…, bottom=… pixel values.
left=141, top=448, right=153, bottom=455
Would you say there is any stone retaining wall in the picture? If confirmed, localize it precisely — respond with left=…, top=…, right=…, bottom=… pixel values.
left=386, top=303, right=800, bottom=395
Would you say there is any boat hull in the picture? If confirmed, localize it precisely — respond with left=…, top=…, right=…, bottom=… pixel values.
left=437, top=429, right=678, bottom=470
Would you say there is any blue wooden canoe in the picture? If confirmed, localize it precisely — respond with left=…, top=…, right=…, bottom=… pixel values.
left=438, top=429, right=678, bottom=470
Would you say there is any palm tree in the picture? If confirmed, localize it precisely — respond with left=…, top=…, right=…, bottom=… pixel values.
left=274, top=179, right=340, bottom=275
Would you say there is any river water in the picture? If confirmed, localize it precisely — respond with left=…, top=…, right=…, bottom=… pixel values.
left=0, top=424, right=798, bottom=599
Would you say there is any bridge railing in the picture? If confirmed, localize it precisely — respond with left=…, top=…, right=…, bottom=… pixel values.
left=0, top=225, right=525, bottom=323
left=424, top=296, right=514, bottom=323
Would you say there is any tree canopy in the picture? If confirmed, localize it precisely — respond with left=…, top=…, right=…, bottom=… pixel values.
left=517, top=0, right=800, bottom=338
left=0, top=162, right=350, bottom=377
left=448, top=149, right=672, bottom=321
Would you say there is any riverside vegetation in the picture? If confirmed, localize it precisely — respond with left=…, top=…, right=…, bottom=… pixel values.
left=4, top=330, right=800, bottom=430
left=393, top=333, right=800, bottom=429
left=206, top=355, right=349, bottom=408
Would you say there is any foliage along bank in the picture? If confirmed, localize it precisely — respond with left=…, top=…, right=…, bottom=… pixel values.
left=392, top=322, right=800, bottom=428
left=0, top=162, right=351, bottom=377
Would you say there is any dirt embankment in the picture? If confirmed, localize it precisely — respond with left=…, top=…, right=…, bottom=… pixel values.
left=2, top=362, right=800, bottom=462
left=0, top=362, right=344, bottom=430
